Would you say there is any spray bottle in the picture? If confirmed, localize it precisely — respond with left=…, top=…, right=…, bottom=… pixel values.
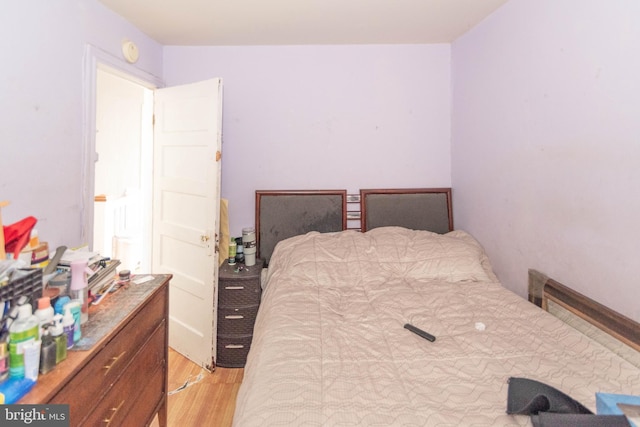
left=69, top=259, right=93, bottom=324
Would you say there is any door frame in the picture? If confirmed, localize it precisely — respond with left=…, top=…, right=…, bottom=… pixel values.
left=81, top=44, right=163, bottom=249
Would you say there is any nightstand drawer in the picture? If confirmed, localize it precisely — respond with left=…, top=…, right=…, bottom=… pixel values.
left=219, top=283, right=261, bottom=306
left=217, top=334, right=253, bottom=368
left=218, top=306, right=259, bottom=335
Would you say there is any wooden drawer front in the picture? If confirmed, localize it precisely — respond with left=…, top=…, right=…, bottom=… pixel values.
left=79, top=324, right=165, bottom=426
left=51, top=289, right=166, bottom=415
left=219, top=281, right=261, bottom=306
left=218, top=306, right=258, bottom=335
left=217, top=334, right=253, bottom=368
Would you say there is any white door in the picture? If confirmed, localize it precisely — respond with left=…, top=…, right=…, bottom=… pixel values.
left=152, top=78, right=222, bottom=370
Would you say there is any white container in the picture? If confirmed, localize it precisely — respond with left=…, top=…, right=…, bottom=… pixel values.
left=23, top=340, right=41, bottom=380
left=62, top=307, right=75, bottom=350
left=242, top=227, right=257, bottom=266
left=34, top=296, right=55, bottom=337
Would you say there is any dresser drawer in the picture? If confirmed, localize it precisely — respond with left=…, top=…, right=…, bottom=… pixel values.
left=218, top=306, right=259, bottom=335
left=51, top=289, right=166, bottom=416
left=219, top=282, right=261, bottom=306
left=79, top=324, right=165, bottom=426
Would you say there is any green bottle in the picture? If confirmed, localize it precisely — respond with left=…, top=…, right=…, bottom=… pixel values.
left=50, top=314, right=67, bottom=364
left=8, top=304, right=39, bottom=379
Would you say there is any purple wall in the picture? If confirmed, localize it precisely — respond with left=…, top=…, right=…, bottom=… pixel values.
left=5, top=0, right=637, bottom=321
left=0, top=0, right=163, bottom=250
left=163, top=45, right=452, bottom=235
left=452, top=0, right=640, bottom=320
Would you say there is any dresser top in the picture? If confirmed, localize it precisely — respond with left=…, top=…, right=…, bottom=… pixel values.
left=19, top=274, right=171, bottom=404
left=73, top=274, right=171, bottom=350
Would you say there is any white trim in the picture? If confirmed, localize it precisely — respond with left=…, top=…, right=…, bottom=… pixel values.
left=81, top=43, right=163, bottom=248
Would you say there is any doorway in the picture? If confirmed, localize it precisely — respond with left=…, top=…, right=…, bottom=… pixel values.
left=82, top=47, right=223, bottom=369
left=93, top=68, right=154, bottom=273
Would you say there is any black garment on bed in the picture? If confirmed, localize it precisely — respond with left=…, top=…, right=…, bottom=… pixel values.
left=506, top=377, right=631, bottom=427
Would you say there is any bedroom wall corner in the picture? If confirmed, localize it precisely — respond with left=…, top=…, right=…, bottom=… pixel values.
left=450, top=0, right=640, bottom=321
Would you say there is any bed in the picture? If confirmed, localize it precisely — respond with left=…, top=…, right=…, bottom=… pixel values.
left=233, top=189, right=640, bottom=426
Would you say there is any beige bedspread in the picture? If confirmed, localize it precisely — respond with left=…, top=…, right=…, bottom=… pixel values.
left=233, top=227, right=640, bottom=426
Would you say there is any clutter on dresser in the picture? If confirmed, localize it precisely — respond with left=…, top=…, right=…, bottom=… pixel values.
left=1, top=230, right=132, bottom=403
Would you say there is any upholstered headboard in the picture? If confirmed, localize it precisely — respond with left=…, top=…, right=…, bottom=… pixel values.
left=255, top=190, right=347, bottom=264
left=360, top=188, right=453, bottom=233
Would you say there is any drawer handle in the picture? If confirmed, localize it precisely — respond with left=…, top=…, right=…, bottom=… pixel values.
left=225, top=344, right=245, bottom=349
left=103, top=400, right=125, bottom=426
left=225, top=286, right=244, bottom=290
left=103, top=351, right=126, bottom=375
left=224, top=315, right=244, bottom=319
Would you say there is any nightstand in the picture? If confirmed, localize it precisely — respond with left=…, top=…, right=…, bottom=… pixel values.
left=217, top=259, right=264, bottom=368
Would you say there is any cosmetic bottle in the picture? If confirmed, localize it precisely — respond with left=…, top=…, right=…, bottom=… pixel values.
left=8, top=304, right=39, bottom=379
left=50, top=314, right=67, bottom=364
left=0, top=341, right=8, bottom=383
left=53, top=295, right=71, bottom=316
left=22, top=340, right=40, bottom=381
left=69, top=259, right=92, bottom=324
left=62, top=307, right=75, bottom=350
left=34, top=297, right=54, bottom=337
left=39, top=326, right=56, bottom=374
left=65, top=301, right=82, bottom=343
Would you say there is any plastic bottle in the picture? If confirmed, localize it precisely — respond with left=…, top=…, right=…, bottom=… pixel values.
left=242, top=227, right=257, bottom=266
left=69, top=259, right=92, bottom=324
left=39, top=327, right=56, bottom=375
left=34, top=297, right=55, bottom=337
left=54, top=295, right=71, bottom=316
left=50, top=314, right=67, bottom=364
left=228, top=239, right=237, bottom=265
left=62, top=307, right=75, bottom=350
left=8, top=304, right=39, bottom=379
left=0, top=377, right=36, bottom=404
left=65, top=301, right=82, bottom=343
left=0, top=342, right=8, bottom=383
left=22, top=340, right=40, bottom=381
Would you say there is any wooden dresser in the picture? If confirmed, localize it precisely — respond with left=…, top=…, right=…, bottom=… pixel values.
left=217, top=260, right=263, bottom=367
left=20, top=274, right=171, bottom=427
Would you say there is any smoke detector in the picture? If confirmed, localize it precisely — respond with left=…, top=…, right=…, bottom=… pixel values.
left=122, top=40, right=139, bottom=64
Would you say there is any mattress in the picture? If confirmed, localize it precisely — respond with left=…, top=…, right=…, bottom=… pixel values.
left=233, top=227, right=640, bottom=426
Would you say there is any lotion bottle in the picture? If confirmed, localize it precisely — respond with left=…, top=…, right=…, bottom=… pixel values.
left=34, top=297, right=54, bottom=337
left=62, top=308, right=75, bottom=350
left=8, top=304, right=39, bottom=379
left=39, top=327, right=56, bottom=374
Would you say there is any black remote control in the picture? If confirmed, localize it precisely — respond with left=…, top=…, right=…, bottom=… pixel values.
left=404, top=323, right=436, bottom=342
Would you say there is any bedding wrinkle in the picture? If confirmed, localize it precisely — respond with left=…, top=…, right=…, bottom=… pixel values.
left=233, top=228, right=640, bottom=427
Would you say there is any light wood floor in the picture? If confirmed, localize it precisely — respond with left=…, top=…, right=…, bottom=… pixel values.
left=151, top=348, right=243, bottom=427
